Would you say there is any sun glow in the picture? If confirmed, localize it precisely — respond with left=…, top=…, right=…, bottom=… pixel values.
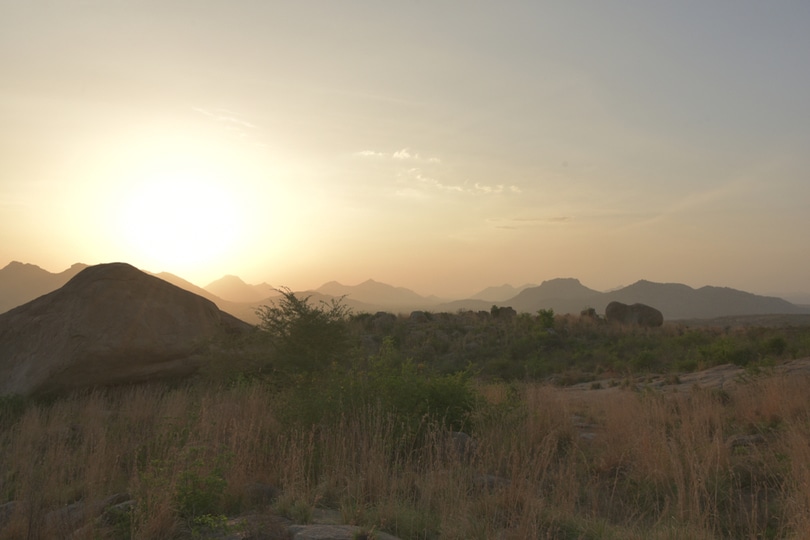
left=116, top=161, right=245, bottom=275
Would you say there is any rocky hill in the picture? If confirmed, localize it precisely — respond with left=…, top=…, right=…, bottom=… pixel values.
left=0, top=263, right=251, bottom=397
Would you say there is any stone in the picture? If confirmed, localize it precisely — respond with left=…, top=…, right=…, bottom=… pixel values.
left=0, top=501, right=16, bottom=529
left=580, top=307, right=599, bottom=320
left=0, top=262, right=252, bottom=396
left=371, top=312, right=397, bottom=332
left=726, top=434, right=766, bottom=450
left=605, top=301, right=664, bottom=327
left=288, top=524, right=400, bottom=540
left=448, top=431, right=478, bottom=463
left=243, top=482, right=280, bottom=506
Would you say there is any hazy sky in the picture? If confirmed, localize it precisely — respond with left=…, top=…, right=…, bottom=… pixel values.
left=2, top=1, right=809, bottom=298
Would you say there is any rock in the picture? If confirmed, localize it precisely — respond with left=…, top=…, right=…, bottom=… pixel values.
left=726, top=434, right=766, bottom=450
left=448, top=431, right=478, bottom=463
left=98, top=500, right=136, bottom=527
left=288, top=524, right=400, bottom=540
left=605, top=301, right=664, bottom=327
left=243, top=482, right=280, bottom=506
left=0, top=262, right=252, bottom=397
left=371, top=312, right=397, bottom=332
left=580, top=307, right=600, bottom=320
left=0, top=501, right=16, bottom=529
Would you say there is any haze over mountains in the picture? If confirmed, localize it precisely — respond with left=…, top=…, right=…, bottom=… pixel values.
left=1, top=261, right=808, bottom=326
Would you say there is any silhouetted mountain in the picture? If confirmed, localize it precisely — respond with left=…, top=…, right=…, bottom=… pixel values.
left=777, top=292, right=810, bottom=307
left=508, top=278, right=603, bottom=314
left=602, top=280, right=806, bottom=320
left=316, top=279, right=441, bottom=309
left=153, top=272, right=272, bottom=324
left=0, top=261, right=88, bottom=314
left=294, top=290, right=382, bottom=316
left=204, top=275, right=276, bottom=303
left=470, top=283, right=537, bottom=302
left=2, top=262, right=807, bottom=322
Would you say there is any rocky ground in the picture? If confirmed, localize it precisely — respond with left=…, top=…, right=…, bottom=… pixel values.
left=567, top=356, right=810, bottom=394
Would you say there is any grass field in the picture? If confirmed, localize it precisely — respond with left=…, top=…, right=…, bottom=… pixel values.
left=2, top=365, right=810, bottom=539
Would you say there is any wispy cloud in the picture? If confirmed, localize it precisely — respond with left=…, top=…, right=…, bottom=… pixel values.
left=193, top=106, right=267, bottom=148
left=355, top=148, right=441, bottom=163
left=400, top=168, right=463, bottom=194
left=396, top=168, right=521, bottom=198
left=354, top=150, right=386, bottom=158
left=393, top=148, right=415, bottom=160
left=193, top=107, right=257, bottom=129
left=488, top=216, right=573, bottom=229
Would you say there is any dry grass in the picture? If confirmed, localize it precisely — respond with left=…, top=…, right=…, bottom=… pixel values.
left=2, top=371, right=810, bottom=539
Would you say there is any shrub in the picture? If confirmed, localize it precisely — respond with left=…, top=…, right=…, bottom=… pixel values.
left=256, top=288, right=353, bottom=377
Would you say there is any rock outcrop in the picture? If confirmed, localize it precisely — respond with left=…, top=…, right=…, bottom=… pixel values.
left=0, top=262, right=252, bottom=397
left=605, top=301, right=664, bottom=327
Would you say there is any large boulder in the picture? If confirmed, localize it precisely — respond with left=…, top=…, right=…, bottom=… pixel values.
left=0, top=262, right=252, bottom=397
left=605, top=301, right=664, bottom=327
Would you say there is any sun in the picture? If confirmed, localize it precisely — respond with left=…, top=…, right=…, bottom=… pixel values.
left=117, top=163, right=244, bottom=275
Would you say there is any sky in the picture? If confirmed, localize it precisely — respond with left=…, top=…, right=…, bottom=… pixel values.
left=2, top=1, right=809, bottom=299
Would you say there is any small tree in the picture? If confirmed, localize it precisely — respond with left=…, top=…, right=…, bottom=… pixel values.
left=537, top=308, right=555, bottom=330
left=256, top=288, right=352, bottom=376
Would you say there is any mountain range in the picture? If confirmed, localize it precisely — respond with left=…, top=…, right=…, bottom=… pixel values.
left=1, top=261, right=808, bottom=325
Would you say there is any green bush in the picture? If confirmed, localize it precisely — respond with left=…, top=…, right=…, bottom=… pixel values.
left=274, top=338, right=478, bottom=436
left=175, top=447, right=231, bottom=519
left=256, top=288, right=353, bottom=377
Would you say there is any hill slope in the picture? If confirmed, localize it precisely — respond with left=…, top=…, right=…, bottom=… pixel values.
left=0, top=261, right=88, bottom=314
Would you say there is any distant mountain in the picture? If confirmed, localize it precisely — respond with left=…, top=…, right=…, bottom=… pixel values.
left=776, top=292, right=810, bottom=307
left=0, top=261, right=88, bottom=314
left=470, top=283, right=537, bottom=302
left=316, top=279, right=441, bottom=310
left=295, top=290, right=382, bottom=316
left=438, top=278, right=809, bottom=320
left=603, top=280, right=806, bottom=320
left=154, top=272, right=272, bottom=324
left=204, top=275, right=276, bottom=303
left=491, top=278, right=808, bottom=320
left=2, top=261, right=807, bottom=322
left=508, top=278, right=603, bottom=314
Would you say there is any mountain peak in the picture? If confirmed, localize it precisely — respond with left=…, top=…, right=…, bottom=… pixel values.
left=207, top=274, right=248, bottom=287
left=2, top=261, right=43, bottom=272
left=204, top=274, right=275, bottom=303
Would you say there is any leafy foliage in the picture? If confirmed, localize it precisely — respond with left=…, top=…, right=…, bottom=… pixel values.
left=256, top=287, right=353, bottom=376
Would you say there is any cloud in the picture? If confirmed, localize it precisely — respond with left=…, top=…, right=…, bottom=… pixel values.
left=193, top=106, right=267, bottom=148
left=193, top=107, right=257, bottom=129
left=396, top=168, right=520, bottom=198
left=393, top=148, right=416, bottom=160
left=354, top=148, right=440, bottom=163
left=488, top=216, right=573, bottom=229
left=400, top=168, right=463, bottom=195
left=354, top=150, right=386, bottom=158
left=353, top=148, right=517, bottom=198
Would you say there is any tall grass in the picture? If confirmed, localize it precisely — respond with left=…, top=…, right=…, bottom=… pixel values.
left=2, top=370, right=810, bottom=538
